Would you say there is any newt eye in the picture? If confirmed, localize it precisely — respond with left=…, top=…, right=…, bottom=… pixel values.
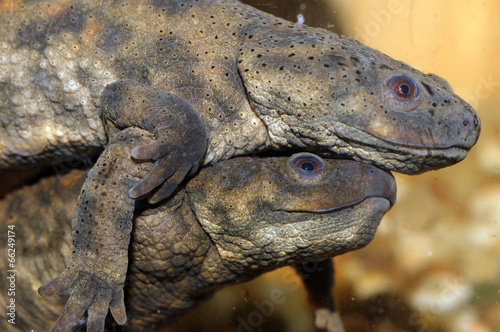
left=388, top=75, right=419, bottom=101
left=288, top=153, right=325, bottom=182
left=300, top=161, right=315, bottom=171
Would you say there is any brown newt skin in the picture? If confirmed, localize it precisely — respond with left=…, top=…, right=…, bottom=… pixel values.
left=0, top=128, right=395, bottom=331
left=0, top=0, right=479, bottom=192
left=0, top=0, right=478, bottom=331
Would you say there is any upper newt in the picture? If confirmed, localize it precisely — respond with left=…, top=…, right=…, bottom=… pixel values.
left=0, top=0, right=479, bottom=201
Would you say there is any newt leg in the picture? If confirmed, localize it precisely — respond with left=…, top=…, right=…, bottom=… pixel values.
left=101, top=79, right=208, bottom=203
left=295, top=259, right=346, bottom=332
left=39, top=128, right=156, bottom=332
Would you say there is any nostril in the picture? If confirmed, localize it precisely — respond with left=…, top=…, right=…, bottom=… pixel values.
left=363, top=164, right=376, bottom=175
left=474, top=116, right=479, bottom=127
left=462, top=114, right=480, bottom=132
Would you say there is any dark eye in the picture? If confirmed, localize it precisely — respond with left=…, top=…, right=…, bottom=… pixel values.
left=296, top=159, right=318, bottom=172
left=301, top=161, right=315, bottom=171
left=288, top=153, right=325, bottom=182
left=388, top=75, right=419, bottom=101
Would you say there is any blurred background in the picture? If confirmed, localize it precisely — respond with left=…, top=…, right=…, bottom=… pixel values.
left=166, top=1, right=500, bottom=331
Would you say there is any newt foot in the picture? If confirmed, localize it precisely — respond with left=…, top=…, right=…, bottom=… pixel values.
left=315, top=308, right=345, bottom=332
left=128, top=137, right=205, bottom=204
left=38, top=128, right=155, bottom=331
left=101, top=79, right=208, bottom=204
left=39, top=269, right=127, bottom=331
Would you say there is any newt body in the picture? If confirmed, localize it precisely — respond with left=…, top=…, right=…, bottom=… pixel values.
left=1, top=130, right=395, bottom=331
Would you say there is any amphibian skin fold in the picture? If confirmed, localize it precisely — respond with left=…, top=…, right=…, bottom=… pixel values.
left=1, top=129, right=396, bottom=331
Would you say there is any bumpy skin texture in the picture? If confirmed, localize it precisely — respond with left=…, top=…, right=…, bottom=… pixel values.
left=0, top=0, right=479, bottom=179
left=1, top=131, right=395, bottom=331
left=0, top=0, right=478, bottom=330
left=37, top=130, right=144, bottom=331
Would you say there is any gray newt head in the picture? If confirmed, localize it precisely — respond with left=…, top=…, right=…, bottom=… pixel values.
left=237, top=26, right=480, bottom=174
left=187, top=152, right=396, bottom=272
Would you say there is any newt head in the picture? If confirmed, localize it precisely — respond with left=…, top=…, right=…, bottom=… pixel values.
left=187, top=152, right=396, bottom=269
left=237, top=26, right=481, bottom=174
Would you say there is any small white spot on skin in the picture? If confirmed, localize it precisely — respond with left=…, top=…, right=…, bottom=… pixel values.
left=88, top=119, right=100, bottom=131
left=297, top=14, right=305, bottom=25
left=67, top=131, right=81, bottom=143
left=10, top=53, right=24, bottom=64
left=26, top=103, right=39, bottom=116
left=79, top=124, right=91, bottom=138
left=79, top=58, right=90, bottom=69
left=428, top=251, right=433, bottom=256
left=64, top=79, right=80, bottom=92
left=18, top=129, right=31, bottom=139
left=23, top=89, right=34, bottom=99
left=45, top=124, right=64, bottom=138
left=11, top=94, right=25, bottom=107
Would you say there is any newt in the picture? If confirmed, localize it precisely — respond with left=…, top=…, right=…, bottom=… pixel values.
left=0, top=0, right=480, bottom=330
left=1, top=128, right=395, bottom=331
left=0, top=0, right=479, bottom=201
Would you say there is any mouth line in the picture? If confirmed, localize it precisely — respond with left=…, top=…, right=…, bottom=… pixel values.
left=272, top=196, right=394, bottom=214
left=323, top=123, right=471, bottom=153
left=346, top=136, right=469, bottom=152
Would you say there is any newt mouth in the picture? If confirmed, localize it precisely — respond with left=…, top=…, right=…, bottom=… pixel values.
left=326, top=122, right=475, bottom=151
left=264, top=197, right=392, bottom=247
left=340, top=138, right=468, bottom=174
left=342, top=135, right=470, bottom=158
left=315, top=193, right=396, bottom=212
left=319, top=124, right=471, bottom=174
left=273, top=194, right=395, bottom=215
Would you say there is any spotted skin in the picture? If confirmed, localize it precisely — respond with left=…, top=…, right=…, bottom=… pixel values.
left=0, top=0, right=479, bottom=183
left=0, top=0, right=479, bottom=331
left=1, top=129, right=395, bottom=331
